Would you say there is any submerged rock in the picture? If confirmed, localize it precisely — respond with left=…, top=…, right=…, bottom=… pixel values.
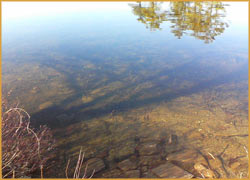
left=56, top=114, right=75, bottom=123
left=117, top=159, right=137, bottom=171
left=139, top=155, right=163, bottom=167
left=101, top=168, right=122, bottom=178
left=85, top=158, right=105, bottom=175
left=194, top=163, right=216, bottom=178
left=19, top=176, right=31, bottom=178
left=206, top=154, right=228, bottom=178
left=141, top=166, right=148, bottom=173
left=39, top=101, right=53, bottom=110
left=30, top=86, right=38, bottom=93
left=107, top=145, right=135, bottom=162
left=167, top=134, right=178, bottom=145
left=187, top=131, right=204, bottom=140
left=123, top=170, right=140, bottom=178
left=82, top=96, right=93, bottom=103
left=142, top=171, right=158, bottom=178
left=166, top=149, right=209, bottom=177
left=137, top=142, right=159, bottom=155
left=151, top=162, right=193, bottom=178
left=164, top=134, right=182, bottom=154
left=166, top=149, right=207, bottom=164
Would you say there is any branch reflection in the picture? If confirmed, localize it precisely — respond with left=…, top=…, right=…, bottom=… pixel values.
left=129, top=1, right=229, bottom=43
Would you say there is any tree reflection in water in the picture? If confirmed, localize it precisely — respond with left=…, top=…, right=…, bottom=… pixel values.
left=129, top=1, right=229, bottom=43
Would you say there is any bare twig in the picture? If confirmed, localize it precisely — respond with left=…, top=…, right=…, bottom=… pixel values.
left=88, top=169, right=95, bottom=179
left=2, top=98, right=55, bottom=178
left=65, top=159, right=71, bottom=179
left=243, top=145, right=248, bottom=158
left=40, top=165, right=44, bottom=178
left=208, top=152, right=215, bottom=160
left=66, top=148, right=95, bottom=179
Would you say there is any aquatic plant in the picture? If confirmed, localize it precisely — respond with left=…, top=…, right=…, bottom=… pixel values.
left=1, top=97, right=55, bottom=178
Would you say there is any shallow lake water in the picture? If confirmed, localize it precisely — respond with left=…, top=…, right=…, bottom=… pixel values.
left=2, top=1, right=249, bottom=178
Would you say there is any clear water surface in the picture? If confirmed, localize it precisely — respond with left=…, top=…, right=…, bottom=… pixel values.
left=2, top=1, right=249, bottom=178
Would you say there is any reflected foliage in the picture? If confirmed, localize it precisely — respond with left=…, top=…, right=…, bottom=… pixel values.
left=129, top=1, right=229, bottom=43
left=129, top=2, right=167, bottom=30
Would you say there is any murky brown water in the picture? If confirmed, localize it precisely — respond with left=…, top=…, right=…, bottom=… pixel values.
left=2, top=1, right=248, bottom=178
